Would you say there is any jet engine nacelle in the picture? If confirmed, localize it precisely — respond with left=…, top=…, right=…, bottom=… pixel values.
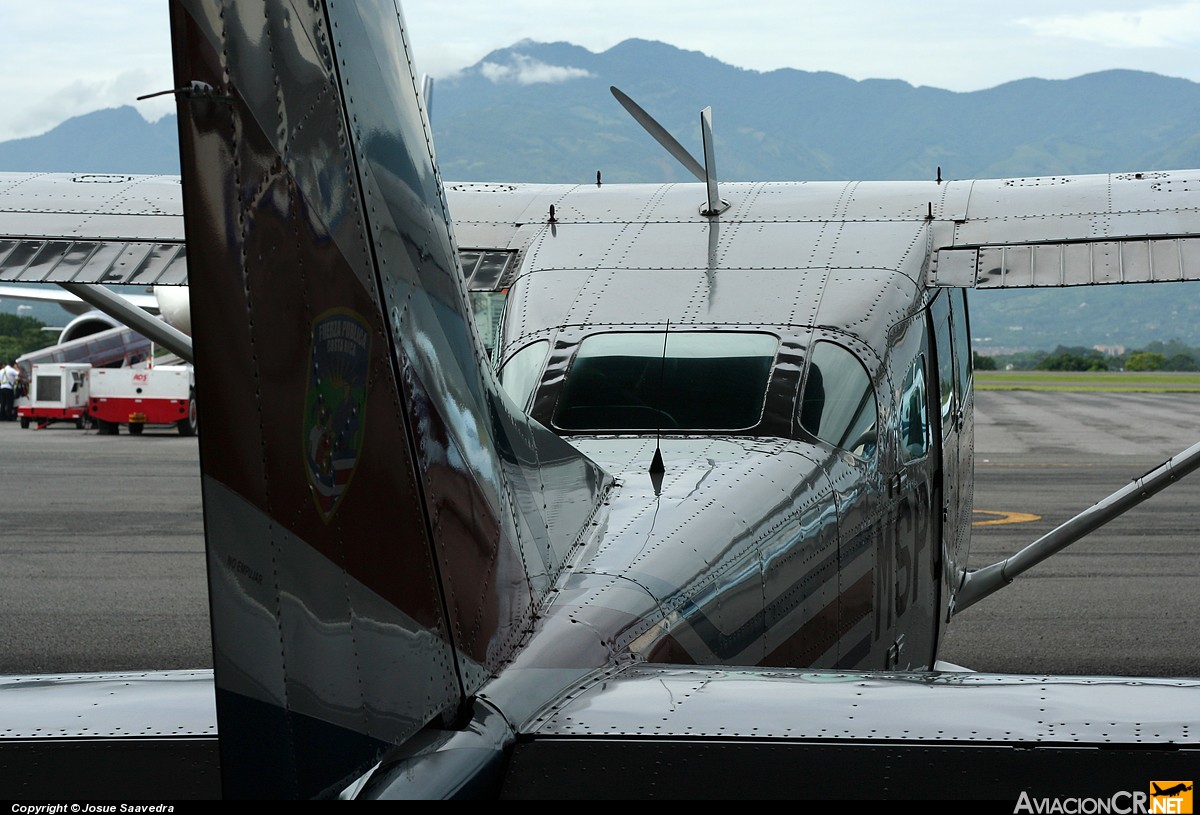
left=152, top=286, right=191, bottom=336
left=58, top=310, right=124, bottom=344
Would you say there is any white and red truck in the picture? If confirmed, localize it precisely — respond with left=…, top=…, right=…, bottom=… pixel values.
left=88, top=365, right=197, bottom=436
left=17, top=362, right=91, bottom=429
left=18, top=363, right=197, bottom=436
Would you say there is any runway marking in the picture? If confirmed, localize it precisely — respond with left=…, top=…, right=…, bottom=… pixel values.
left=972, top=509, right=1041, bottom=526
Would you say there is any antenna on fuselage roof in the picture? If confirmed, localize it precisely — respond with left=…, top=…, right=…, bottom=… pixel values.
left=420, top=74, right=433, bottom=119
left=610, top=86, right=728, bottom=216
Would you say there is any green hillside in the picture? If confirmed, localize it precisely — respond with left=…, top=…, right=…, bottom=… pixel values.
left=3, top=39, right=1200, bottom=352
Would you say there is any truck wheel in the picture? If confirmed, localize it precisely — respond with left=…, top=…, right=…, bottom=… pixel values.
left=177, top=392, right=198, bottom=437
left=19, top=417, right=29, bottom=429
left=75, top=416, right=85, bottom=430
left=128, top=423, right=144, bottom=436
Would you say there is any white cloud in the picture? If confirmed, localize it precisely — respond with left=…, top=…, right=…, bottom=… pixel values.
left=6, top=68, right=173, bottom=142
left=1018, top=1, right=1200, bottom=48
left=478, top=54, right=593, bottom=85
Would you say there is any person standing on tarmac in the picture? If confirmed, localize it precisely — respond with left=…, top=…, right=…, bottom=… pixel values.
left=0, top=361, right=17, bottom=421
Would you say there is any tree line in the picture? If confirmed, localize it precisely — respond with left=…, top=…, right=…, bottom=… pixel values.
left=975, top=339, right=1200, bottom=373
left=0, top=314, right=51, bottom=364
left=5, top=308, right=1198, bottom=378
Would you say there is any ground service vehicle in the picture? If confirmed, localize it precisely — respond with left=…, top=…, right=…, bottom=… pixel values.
left=18, top=363, right=196, bottom=436
left=17, top=362, right=90, bottom=429
left=88, top=364, right=196, bottom=436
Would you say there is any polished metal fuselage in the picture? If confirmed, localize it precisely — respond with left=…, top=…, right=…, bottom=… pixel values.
left=446, top=181, right=959, bottom=727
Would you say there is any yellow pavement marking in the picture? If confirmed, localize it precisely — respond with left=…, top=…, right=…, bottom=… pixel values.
left=972, top=510, right=1042, bottom=526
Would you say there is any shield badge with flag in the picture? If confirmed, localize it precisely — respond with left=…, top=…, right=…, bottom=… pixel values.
left=304, top=308, right=371, bottom=521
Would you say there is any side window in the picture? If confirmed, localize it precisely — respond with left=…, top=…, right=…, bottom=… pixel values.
left=469, top=291, right=507, bottom=360
left=498, top=340, right=549, bottom=412
left=899, top=355, right=928, bottom=461
left=462, top=249, right=516, bottom=362
left=952, top=288, right=972, bottom=398
left=930, top=295, right=955, bottom=438
left=799, top=341, right=878, bottom=458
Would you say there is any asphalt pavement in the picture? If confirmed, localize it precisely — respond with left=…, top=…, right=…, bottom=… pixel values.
left=0, top=389, right=1198, bottom=677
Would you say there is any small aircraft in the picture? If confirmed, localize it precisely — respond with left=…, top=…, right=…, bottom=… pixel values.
left=1152, top=783, right=1194, bottom=798
left=2, top=0, right=1200, bottom=801
left=0, top=281, right=182, bottom=345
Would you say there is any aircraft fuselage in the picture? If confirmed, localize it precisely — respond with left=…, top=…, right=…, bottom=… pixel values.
left=447, top=181, right=975, bottom=723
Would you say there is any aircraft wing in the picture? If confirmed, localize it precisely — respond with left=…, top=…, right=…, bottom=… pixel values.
left=11, top=662, right=1199, bottom=799
left=442, top=175, right=1200, bottom=293
left=0, top=173, right=187, bottom=288
left=485, top=665, right=1200, bottom=799
left=0, top=283, right=159, bottom=315
left=0, top=173, right=194, bottom=358
left=8, top=171, right=1200, bottom=295
left=928, top=172, right=1200, bottom=287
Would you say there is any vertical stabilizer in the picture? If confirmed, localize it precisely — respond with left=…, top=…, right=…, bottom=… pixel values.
left=170, top=0, right=608, bottom=798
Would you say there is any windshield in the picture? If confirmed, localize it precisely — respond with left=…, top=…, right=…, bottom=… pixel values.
left=553, top=332, right=778, bottom=431
left=498, top=339, right=549, bottom=412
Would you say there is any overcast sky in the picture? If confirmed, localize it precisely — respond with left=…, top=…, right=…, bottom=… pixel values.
left=2, top=0, right=1199, bottom=142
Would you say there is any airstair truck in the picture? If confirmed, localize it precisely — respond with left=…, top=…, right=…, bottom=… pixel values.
left=88, top=365, right=197, bottom=436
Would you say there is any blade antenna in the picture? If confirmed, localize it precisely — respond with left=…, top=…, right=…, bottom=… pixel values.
left=420, top=74, right=434, bottom=119
left=612, top=87, right=728, bottom=215
left=649, top=321, right=669, bottom=477
left=611, top=86, right=705, bottom=182
left=699, top=106, right=724, bottom=215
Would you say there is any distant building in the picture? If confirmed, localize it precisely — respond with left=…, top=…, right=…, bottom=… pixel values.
left=1093, top=344, right=1126, bottom=357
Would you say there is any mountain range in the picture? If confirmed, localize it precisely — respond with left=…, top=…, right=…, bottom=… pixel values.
left=3, top=38, right=1200, bottom=352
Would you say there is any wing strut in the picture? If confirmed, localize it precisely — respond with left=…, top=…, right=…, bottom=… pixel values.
left=953, top=438, right=1200, bottom=614
left=58, top=282, right=193, bottom=363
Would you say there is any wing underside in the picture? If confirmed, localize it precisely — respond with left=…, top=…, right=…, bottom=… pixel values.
left=0, top=237, right=187, bottom=288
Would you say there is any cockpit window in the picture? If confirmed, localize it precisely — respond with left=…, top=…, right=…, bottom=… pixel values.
left=799, top=341, right=878, bottom=458
left=553, top=332, right=778, bottom=431
left=498, top=340, right=549, bottom=412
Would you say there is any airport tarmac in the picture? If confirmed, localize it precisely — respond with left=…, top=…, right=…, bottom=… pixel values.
left=943, top=389, right=1200, bottom=676
left=0, top=389, right=1197, bottom=677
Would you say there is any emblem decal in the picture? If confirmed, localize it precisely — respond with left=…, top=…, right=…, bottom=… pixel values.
left=304, top=308, right=371, bottom=521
